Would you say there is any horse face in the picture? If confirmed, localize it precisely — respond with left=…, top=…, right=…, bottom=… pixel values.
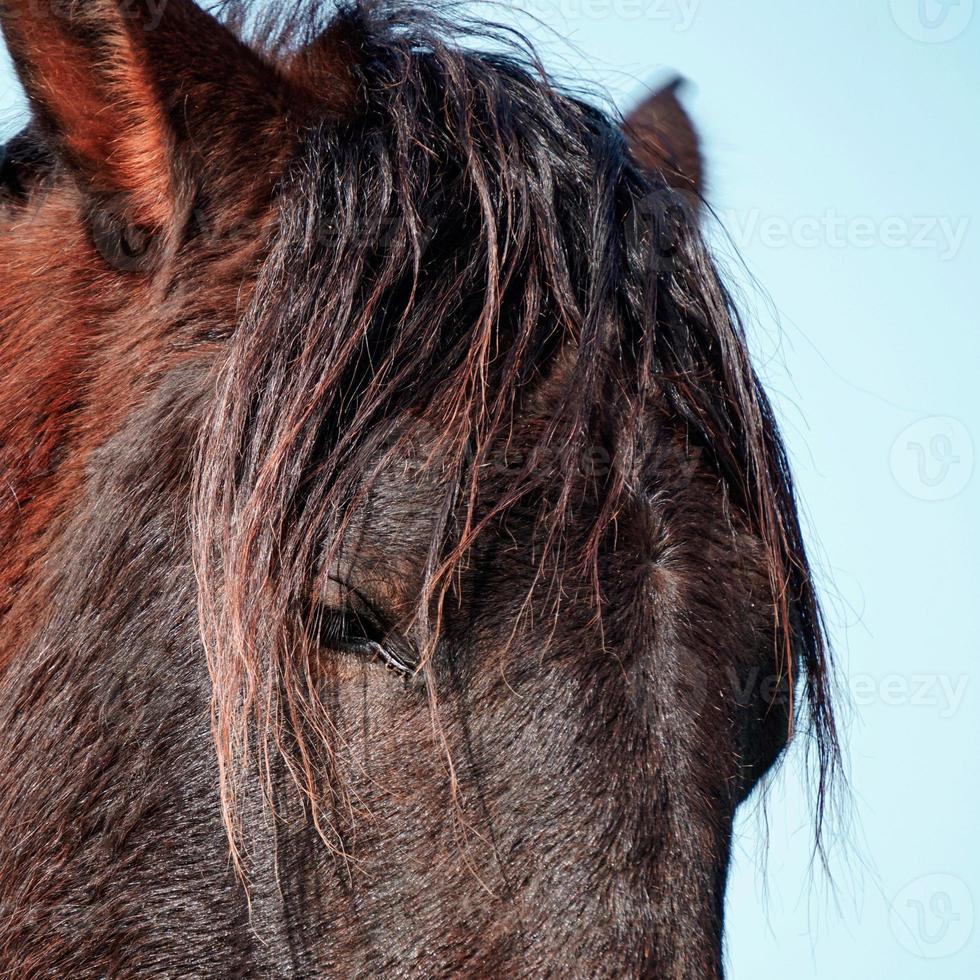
left=246, top=408, right=792, bottom=977
left=0, top=2, right=832, bottom=976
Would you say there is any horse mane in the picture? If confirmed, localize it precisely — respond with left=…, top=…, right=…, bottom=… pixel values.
left=191, top=0, right=839, bottom=871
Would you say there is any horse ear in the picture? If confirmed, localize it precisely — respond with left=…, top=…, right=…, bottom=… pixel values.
left=284, top=10, right=367, bottom=118
left=0, top=0, right=288, bottom=226
left=623, top=78, right=703, bottom=200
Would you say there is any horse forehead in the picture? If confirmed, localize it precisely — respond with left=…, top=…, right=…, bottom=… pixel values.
left=323, top=420, right=557, bottom=606
left=323, top=442, right=449, bottom=605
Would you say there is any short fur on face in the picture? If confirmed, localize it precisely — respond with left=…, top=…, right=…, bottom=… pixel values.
left=0, top=2, right=837, bottom=976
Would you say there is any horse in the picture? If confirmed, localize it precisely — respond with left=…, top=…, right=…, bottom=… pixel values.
left=0, top=1, right=837, bottom=975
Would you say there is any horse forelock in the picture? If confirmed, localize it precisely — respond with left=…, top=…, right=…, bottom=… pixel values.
left=186, top=1, right=839, bottom=872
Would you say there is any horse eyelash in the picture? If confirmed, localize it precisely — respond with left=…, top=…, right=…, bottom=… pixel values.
left=316, top=607, right=418, bottom=677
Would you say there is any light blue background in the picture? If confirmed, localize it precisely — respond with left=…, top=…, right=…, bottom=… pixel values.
left=3, top=1, right=978, bottom=975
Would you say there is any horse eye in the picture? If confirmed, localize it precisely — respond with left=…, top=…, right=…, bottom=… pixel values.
left=89, top=206, right=155, bottom=272
left=0, top=141, right=31, bottom=200
left=1, top=130, right=53, bottom=202
left=317, top=608, right=417, bottom=677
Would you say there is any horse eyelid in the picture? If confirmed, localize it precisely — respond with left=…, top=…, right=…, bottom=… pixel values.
left=367, top=639, right=419, bottom=677
left=317, top=605, right=418, bottom=678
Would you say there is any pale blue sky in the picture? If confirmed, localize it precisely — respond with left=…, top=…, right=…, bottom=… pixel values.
left=3, top=1, right=978, bottom=975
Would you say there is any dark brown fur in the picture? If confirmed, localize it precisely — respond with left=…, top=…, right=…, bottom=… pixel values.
left=0, top=2, right=836, bottom=976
